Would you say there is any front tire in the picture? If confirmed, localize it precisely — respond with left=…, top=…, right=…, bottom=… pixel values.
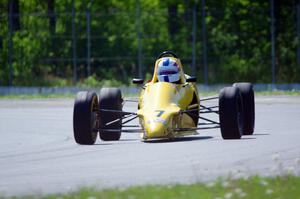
left=99, top=88, right=123, bottom=141
left=233, top=82, right=255, bottom=135
left=219, top=87, right=244, bottom=139
left=73, top=91, right=99, bottom=145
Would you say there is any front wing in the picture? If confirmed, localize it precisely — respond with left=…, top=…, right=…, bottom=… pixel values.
left=97, top=96, right=220, bottom=134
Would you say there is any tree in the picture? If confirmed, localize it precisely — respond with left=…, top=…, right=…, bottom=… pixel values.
left=8, top=0, right=20, bottom=32
left=47, top=0, right=56, bottom=34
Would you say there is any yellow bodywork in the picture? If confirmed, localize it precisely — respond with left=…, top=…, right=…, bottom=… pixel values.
left=137, top=57, right=200, bottom=140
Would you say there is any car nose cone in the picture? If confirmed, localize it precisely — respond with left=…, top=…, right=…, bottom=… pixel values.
left=144, top=117, right=169, bottom=138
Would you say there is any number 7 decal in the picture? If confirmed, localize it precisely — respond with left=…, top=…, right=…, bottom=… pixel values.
left=155, top=110, right=165, bottom=117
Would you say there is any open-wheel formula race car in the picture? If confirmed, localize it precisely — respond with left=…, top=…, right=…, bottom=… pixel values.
left=73, top=51, right=255, bottom=144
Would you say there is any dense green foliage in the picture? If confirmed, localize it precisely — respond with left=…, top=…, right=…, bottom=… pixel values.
left=0, top=0, right=299, bottom=86
left=3, top=175, right=300, bottom=199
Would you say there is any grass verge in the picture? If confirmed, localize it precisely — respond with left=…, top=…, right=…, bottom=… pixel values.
left=0, top=93, right=75, bottom=100
left=4, top=175, right=300, bottom=199
left=255, top=90, right=300, bottom=96
left=0, top=90, right=299, bottom=100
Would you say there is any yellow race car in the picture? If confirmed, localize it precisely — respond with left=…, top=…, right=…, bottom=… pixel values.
left=73, top=51, right=255, bottom=144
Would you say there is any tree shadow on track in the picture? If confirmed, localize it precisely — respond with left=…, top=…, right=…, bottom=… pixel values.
left=143, top=136, right=213, bottom=143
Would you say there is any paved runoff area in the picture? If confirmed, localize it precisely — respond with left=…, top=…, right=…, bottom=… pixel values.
left=0, top=96, right=300, bottom=196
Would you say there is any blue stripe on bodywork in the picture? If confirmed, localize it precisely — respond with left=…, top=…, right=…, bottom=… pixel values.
left=163, top=59, right=169, bottom=66
left=163, top=76, right=169, bottom=82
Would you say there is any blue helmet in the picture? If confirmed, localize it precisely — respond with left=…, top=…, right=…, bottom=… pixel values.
left=157, top=58, right=180, bottom=83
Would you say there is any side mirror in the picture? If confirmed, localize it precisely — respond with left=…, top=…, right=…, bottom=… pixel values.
left=186, top=76, right=197, bottom=83
left=132, top=78, right=144, bottom=84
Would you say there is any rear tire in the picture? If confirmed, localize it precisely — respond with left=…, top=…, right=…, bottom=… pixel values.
left=73, top=91, right=99, bottom=145
left=99, top=88, right=123, bottom=141
left=219, top=87, right=244, bottom=139
left=233, top=82, right=255, bottom=135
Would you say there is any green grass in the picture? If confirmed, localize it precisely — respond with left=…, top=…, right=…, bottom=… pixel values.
left=255, top=90, right=300, bottom=96
left=0, top=93, right=137, bottom=99
left=199, top=90, right=300, bottom=97
left=0, top=90, right=299, bottom=100
left=0, top=93, right=75, bottom=99
left=5, top=175, right=300, bottom=199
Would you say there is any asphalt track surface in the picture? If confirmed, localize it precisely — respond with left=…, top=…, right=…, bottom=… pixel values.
left=0, top=96, right=300, bottom=196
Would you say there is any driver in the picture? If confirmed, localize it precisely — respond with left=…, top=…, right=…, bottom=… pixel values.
left=157, top=58, right=181, bottom=83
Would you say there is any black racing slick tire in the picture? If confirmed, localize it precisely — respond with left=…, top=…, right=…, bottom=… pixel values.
left=99, top=88, right=123, bottom=141
left=233, top=82, right=255, bottom=135
left=219, top=86, right=244, bottom=139
left=73, top=91, right=99, bottom=145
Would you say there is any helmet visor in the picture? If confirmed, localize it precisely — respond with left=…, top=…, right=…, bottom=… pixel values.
left=158, top=70, right=178, bottom=75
